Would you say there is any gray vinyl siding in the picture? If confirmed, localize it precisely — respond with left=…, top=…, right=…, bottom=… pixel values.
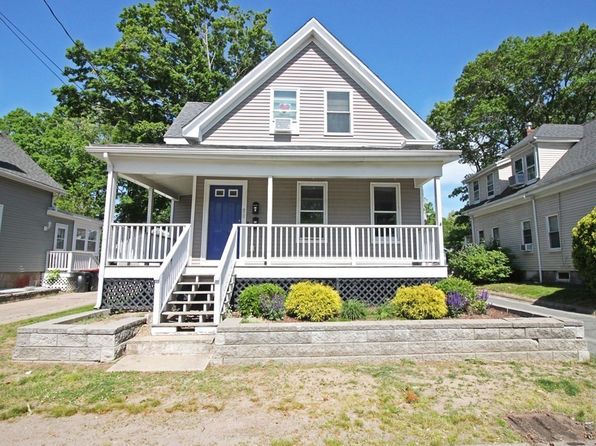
left=172, top=195, right=192, bottom=223
left=203, top=41, right=412, bottom=147
left=191, top=177, right=421, bottom=257
left=0, top=177, right=55, bottom=273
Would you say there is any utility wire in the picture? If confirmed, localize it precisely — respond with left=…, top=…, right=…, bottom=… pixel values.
left=0, top=13, right=68, bottom=87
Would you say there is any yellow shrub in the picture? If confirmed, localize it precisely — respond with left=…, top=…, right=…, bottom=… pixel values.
left=285, top=281, right=342, bottom=321
left=392, top=284, right=448, bottom=320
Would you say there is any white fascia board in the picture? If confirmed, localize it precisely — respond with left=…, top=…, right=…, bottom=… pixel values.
left=47, top=208, right=103, bottom=228
left=182, top=18, right=436, bottom=143
left=0, top=170, right=64, bottom=195
left=118, top=173, right=180, bottom=201
left=163, top=137, right=190, bottom=145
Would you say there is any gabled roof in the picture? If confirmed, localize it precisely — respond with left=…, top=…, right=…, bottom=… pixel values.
left=164, top=102, right=211, bottom=139
left=0, top=133, right=64, bottom=194
left=503, top=123, right=584, bottom=157
left=181, top=18, right=436, bottom=143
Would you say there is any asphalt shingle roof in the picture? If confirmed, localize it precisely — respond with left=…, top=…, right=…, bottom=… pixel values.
left=164, top=102, right=211, bottom=138
left=0, top=134, right=64, bottom=193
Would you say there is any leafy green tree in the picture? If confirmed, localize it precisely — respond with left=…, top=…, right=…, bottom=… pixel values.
left=429, top=24, right=595, bottom=199
left=443, top=212, right=471, bottom=253
left=572, top=207, right=596, bottom=293
left=54, top=0, right=276, bottom=143
left=423, top=200, right=436, bottom=225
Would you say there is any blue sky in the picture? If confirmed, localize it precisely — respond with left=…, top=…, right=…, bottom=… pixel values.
left=1, top=0, right=594, bottom=213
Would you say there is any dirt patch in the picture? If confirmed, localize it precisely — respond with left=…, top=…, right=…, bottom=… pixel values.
left=508, top=412, right=593, bottom=445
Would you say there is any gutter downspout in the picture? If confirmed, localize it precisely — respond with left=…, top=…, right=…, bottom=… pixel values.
left=527, top=194, right=543, bottom=283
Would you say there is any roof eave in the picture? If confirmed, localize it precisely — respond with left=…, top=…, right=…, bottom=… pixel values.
left=0, top=170, right=64, bottom=194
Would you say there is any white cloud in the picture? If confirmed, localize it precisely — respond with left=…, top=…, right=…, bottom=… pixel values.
left=423, top=160, right=475, bottom=215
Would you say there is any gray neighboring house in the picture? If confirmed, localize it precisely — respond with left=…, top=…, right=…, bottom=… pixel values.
left=462, top=121, right=596, bottom=284
left=0, top=134, right=102, bottom=290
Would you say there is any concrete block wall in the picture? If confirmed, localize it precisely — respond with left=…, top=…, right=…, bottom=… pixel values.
left=212, top=317, right=589, bottom=365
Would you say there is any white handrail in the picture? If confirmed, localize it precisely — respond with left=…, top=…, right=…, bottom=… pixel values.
left=46, top=251, right=100, bottom=272
left=213, top=225, right=239, bottom=325
left=152, top=224, right=192, bottom=326
left=107, top=223, right=188, bottom=263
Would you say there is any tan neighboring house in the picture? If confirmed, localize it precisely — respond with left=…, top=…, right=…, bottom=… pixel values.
left=462, top=120, right=596, bottom=284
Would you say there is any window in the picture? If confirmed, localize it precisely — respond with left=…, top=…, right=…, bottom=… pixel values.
left=547, top=215, right=561, bottom=249
left=371, top=183, right=401, bottom=225
left=74, top=227, right=99, bottom=253
left=325, top=90, right=351, bottom=134
left=472, top=180, right=480, bottom=202
left=526, top=152, right=536, bottom=181
left=75, top=228, right=87, bottom=251
left=0, top=204, right=3, bottom=232
left=521, top=220, right=532, bottom=245
left=514, top=159, right=524, bottom=183
left=556, top=271, right=570, bottom=282
left=54, top=223, right=68, bottom=250
left=297, top=182, right=327, bottom=224
left=486, top=173, right=494, bottom=197
left=492, top=227, right=500, bottom=246
left=478, top=230, right=485, bottom=243
left=271, top=89, right=298, bottom=132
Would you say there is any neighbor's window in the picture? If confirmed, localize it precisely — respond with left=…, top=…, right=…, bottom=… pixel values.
left=521, top=220, right=532, bottom=245
left=75, top=227, right=99, bottom=253
left=526, top=152, right=537, bottom=181
left=54, top=224, right=68, bottom=251
left=326, top=90, right=351, bottom=133
left=472, top=180, right=480, bottom=202
left=297, top=182, right=327, bottom=224
left=272, top=90, right=297, bottom=121
left=87, top=230, right=98, bottom=253
left=371, top=184, right=400, bottom=225
left=478, top=230, right=485, bottom=243
left=492, top=227, right=500, bottom=246
left=547, top=215, right=561, bottom=249
left=514, top=159, right=525, bottom=183
left=487, top=173, right=495, bottom=197
left=75, top=228, right=87, bottom=251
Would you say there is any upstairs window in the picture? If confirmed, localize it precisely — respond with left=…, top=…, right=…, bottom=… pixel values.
left=472, top=180, right=480, bottom=202
left=526, top=152, right=537, bottom=181
left=487, top=173, right=495, bottom=197
left=514, top=151, right=537, bottom=184
left=325, top=90, right=351, bottom=134
left=521, top=220, right=533, bottom=245
left=547, top=215, right=561, bottom=249
left=271, top=89, right=298, bottom=133
left=297, top=182, right=327, bottom=224
left=514, top=159, right=525, bottom=183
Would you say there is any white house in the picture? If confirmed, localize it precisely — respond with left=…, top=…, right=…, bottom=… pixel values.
left=88, top=19, right=459, bottom=333
left=463, top=121, right=596, bottom=284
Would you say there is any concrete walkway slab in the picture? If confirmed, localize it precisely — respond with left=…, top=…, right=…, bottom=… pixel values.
left=107, top=354, right=210, bottom=372
left=0, top=291, right=96, bottom=325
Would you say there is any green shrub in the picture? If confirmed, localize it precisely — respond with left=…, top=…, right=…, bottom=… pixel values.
left=375, top=302, right=401, bottom=320
left=449, top=244, right=512, bottom=284
left=340, top=300, right=367, bottom=320
left=45, top=269, right=61, bottom=284
left=237, top=283, right=285, bottom=318
left=260, top=293, right=286, bottom=321
left=435, top=277, right=476, bottom=301
left=285, top=282, right=342, bottom=321
left=392, top=284, right=448, bottom=320
left=572, top=207, right=596, bottom=293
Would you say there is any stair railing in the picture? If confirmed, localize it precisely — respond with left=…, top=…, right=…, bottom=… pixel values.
left=152, top=224, right=192, bottom=326
left=213, top=224, right=239, bottom=325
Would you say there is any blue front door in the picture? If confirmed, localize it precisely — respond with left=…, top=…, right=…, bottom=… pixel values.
left=206, top=185, right=243, bottom=260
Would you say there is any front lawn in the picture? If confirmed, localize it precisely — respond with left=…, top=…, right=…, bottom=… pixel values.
left=0, top=307, right=595, bottom=445
left=482, top=282, right=595, bottom=311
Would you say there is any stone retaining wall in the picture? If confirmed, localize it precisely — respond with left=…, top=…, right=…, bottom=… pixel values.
left=13, top=310, right=146, bottom=362
left=212, top=316, right=589, bottom=365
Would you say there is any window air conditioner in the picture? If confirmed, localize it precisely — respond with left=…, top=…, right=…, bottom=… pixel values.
left=273, top=118, right=292, bottom=133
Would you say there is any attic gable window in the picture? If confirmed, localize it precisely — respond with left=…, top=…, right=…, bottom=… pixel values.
left=325, top=90, right=352, bottom=134
left=271, top=89, right=298, bottom=133
left=487, top=173, right=494, bottom=197
left=526, top=152, right=536, bottom=181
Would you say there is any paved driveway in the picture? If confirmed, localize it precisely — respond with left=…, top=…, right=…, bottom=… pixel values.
left=489, top=294, right=596, bottom=356
left=0, top=291, right=96, bottom=325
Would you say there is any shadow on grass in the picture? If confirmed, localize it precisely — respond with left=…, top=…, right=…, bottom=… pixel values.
left=531, top=284, right=595, bottom=314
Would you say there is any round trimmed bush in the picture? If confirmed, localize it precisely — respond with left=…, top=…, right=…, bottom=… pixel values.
left=340, top=299, right=367, bottom=320
left=572, top=207, right=596, bottom=293
left=237, top=283, right=285, bottom=318
left=392, top=284, right=448, bottom=320
left=435, top=277, right=476, bottom=302
left=285, top=281, right=342, bottom=321
left=448, top=244, right=512, bottom=284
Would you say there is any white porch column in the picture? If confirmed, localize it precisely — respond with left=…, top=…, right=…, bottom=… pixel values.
left=169, top=199, right=175, bottom=223
left=434, top=176, right=446, bottom=266
left=96, top=160, right=118, bottom=308
left=266, top=176, right=273, bottom=265
left=146, top=187, right=154, bottom=223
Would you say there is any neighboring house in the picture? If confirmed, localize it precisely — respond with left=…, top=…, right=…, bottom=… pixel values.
left=88, top=19, right=459, bottom=333
left=462, top=121, right=596, bottom=284
left=0, top=134, right=102, bottom=290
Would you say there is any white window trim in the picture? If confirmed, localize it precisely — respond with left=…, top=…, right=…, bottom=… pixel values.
left=513, top=148, right=539, bottom=184
left=0, top=204, right=4, bottom=232
left=270, top=88, right=300, bottom=135
left=520, top=220, right=533, bottom=246
left=370, top=182, right=402, bottom=226
left=72, top=225, right=101, bottom=255
left=486, top=173, right=495, bottom=197
left=471, top=180, right=480, bottom=203
left=546, top=214, right=562, bottom=251
left=491, top=226, right=500, bottom=244
left=296, top=181, right=328, bottom=224
left=54, top=223, right=69, bottom=251
left=323, top=89, right=353, bottom=136
left=556, top=271, right=571, bottom=282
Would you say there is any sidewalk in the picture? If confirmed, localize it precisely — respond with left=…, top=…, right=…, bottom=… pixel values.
left=0, top=291, right=96, bottom=325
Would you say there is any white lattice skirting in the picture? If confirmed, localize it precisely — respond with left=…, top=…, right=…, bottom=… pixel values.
left=41, top=273, right=77, bottom=292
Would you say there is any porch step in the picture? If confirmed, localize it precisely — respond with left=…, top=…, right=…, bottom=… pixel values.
left=162, top=311, right=213, bottom=316
left=177, top=281, right=213, bottom=286
left=153, top=322, right=218, bottom=328
left=173, top=290, right=214, bottom=295
left=168, top=300, right=214, bottom=305
left=125, top=335, right=214, bottom=355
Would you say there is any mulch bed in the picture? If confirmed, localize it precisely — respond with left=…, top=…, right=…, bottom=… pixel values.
left=508, top=412, right=594, bottom=445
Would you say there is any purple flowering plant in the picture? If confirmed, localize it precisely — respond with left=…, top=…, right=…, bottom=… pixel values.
left=260, top=293, right=286, bottom=320
left=446, top=291, right=467, bottom=317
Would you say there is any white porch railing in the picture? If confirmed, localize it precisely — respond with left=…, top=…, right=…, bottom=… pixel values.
left=213, top=225, right=239, bottom=325
left=237, top=224, right=441, bottom=264
left=46, top=251, right=100, bottom=272
left=107, top=223, right=188, bottom=264
left=152, top=224, right=192, bottom=325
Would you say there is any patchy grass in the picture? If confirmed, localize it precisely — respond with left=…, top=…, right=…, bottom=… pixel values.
left=0, top=308, right=595, bottom=445
left=482, top=282, right=595, bottom=310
